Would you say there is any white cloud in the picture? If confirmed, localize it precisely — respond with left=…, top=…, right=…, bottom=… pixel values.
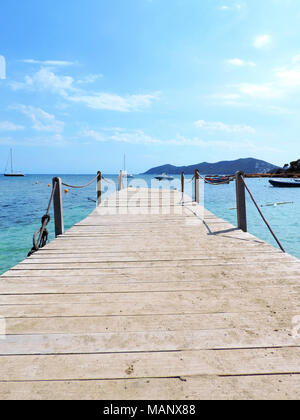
left=11, top=68, right=75, bottom=95
left=227, top=58, right=256, bottom=67
left=218, top=4, right=242, bottom=11
left=80, top=127, right=281, bottom=154
left=69, top=91, right=160, bottom=112
left=10, top=68, right=159, bottom=112
left=275, top=66, right=300, bottom=87
left=81, top=129, right=161, bottom=144
left=15, top=105, right=65, bottom=133
left=194, top=120, right=255, bottom=134
left=0, top=121, right=24, bottom=131
left=236, top=83, right=281, bottom=98
left=22, top=59, right=76, bottom=67
left=254, top=34, right=271, bottom=48
left=77, top=74, right=103, bottom=84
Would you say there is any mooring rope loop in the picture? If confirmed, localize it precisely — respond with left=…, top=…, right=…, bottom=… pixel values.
left=27, top=181, right=57, bottom=257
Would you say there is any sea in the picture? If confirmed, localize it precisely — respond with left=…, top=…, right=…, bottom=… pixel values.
left=0, top=174, right=299, bottom=275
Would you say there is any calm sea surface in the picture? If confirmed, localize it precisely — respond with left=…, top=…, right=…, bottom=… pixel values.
left=0, top=174, right=299, bottom=275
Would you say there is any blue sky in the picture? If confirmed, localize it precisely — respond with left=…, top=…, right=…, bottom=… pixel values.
left=0, top=0, right=300, bottom=173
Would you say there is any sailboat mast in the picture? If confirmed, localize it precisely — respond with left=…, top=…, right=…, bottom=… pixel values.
left=10, top=148, right=13, bottom=174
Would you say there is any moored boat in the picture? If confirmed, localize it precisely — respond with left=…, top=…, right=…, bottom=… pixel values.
left=204, top=175, right=233, bottom=185
left=3, top=149, right=24, bottom=177
left=269, top=179, right=300, bottom=188
left=154, top=173, right=174, bottom=181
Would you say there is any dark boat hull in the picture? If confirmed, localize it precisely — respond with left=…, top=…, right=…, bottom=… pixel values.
left=269, top=180, right=300, bottom=188
left=4, top=174, right=24, bottom=177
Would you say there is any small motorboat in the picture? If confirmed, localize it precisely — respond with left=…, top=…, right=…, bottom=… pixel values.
left=269, top=179, right=300, bottom=188
left=204, top=175, right=233, bottom=185
left=155, top=173, right=174, bottom=181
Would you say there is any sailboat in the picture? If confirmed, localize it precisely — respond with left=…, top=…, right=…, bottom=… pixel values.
left=122, top=154, right=134, bottom=179
left=4, top=149, right=24, bottom=177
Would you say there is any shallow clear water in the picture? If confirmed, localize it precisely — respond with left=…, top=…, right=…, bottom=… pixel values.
left=0, top=174, right=299, bottom=275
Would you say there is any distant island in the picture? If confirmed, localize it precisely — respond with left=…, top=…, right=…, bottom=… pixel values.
left=143, top=157, right=279, bottom=175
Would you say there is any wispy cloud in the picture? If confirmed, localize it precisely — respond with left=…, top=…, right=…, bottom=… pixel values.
left=194, top=120, right=255, bottom=133
left=21, top=59, right=77, bottom=67
left=0, top=121, right=24, bottom=131
left=70, top=91, right=160, bottom=112
left=76, top=74, right=103, bottom=84
left=10, top=68, right=160, bottom=112
left=80, top=127, right=281, bottom=154
left=218, top=4, right=242, bottom=11
left=253, top=34, right=271, bottom=48
left=227, top=58, right=256, bottom=67
left=10, top=68, right=75, bottom=95
left=15, top=105, right=65, bottom=133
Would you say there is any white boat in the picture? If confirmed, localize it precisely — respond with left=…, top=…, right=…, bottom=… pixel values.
left=154, top=173, right=174, bottom=181
left=3, top=149, right=24, bottom=177
left=122, top=154, right=134, bottom=179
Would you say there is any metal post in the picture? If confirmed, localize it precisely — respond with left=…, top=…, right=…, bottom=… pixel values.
left=97, top=171, right=102, bottom=206
left=118, top=170, right=123, bottom=191
left=194, top=170, right=199, bottom=203
left=235, top=171, right=247, bottom=232
left=181, top=172, right=184, bottom=194
left=52, top=177, right=64, bottom=237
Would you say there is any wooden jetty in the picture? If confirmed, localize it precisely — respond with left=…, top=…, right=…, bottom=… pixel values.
left=1, top=185, right=300, bottom=400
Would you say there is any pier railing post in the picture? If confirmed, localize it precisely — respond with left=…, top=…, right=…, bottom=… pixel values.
left=181, top=172, right=184, bottom=194
left=118, top=170, right=123, bottom=191
left=235, top=171, right=247, bottom=232
left=194, top=170, right=200, bottom=203
left=52, top=177, right=64, bottom=237
left=97, top=171, right=102, bottom=206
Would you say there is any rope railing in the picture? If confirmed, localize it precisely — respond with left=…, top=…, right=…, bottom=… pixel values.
left=27, top=172, right=105, bottom=256
left=61, top=174, right=98, bottom=189
left=240, top=174, right=285, bottom=252
left=236, top=171, right=285, bottom=252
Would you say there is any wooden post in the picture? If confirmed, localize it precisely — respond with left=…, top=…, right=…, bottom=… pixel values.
left=52, top=177, right=64, bottom=237
left=236, top=171, right=247, bottom=232
left=118, top=170, right=123, bottom=191
left=181, top=172, right=184, bottom=194
left=194, top=170, right=199, bottom=203
left=97, top=171, right=102, bottom=206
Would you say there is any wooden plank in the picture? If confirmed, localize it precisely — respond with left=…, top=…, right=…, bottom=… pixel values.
left=1, top=374, right=300, bottom=400
left=3, top=311, right=296, bottom=335
left=1, top=348, right=300, bottom=381
left=1, top=278, right=299, bottom=295
left=1, top=328, right=300, bottom=355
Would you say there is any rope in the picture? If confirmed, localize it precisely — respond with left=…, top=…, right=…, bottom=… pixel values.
left=241, top=175, right=286, bottom=253
left=27, top=181, right=57, bottom=257
left=61, top=174, right=98, bottom=189
left=101, top=175, right=115, bottom=185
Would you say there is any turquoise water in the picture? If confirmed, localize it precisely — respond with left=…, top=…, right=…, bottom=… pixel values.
left=0, top=174, right=299, bottom=275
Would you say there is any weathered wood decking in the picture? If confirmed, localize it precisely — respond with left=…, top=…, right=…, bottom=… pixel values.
left=1, top=187, right=300, bottom=400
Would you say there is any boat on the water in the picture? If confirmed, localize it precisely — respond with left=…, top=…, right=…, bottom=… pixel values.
left=3, top=149, right=24, bottom=177
left=205, top=175, right=233, bottom=185
left=122, top=154, right=134, bottom=179
left=155, top=173, right=174, bottom=181
left=269, top=179, right=300, bottom=188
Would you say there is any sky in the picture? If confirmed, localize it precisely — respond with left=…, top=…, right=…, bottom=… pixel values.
left=0, top=0, right=300, bottom=174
